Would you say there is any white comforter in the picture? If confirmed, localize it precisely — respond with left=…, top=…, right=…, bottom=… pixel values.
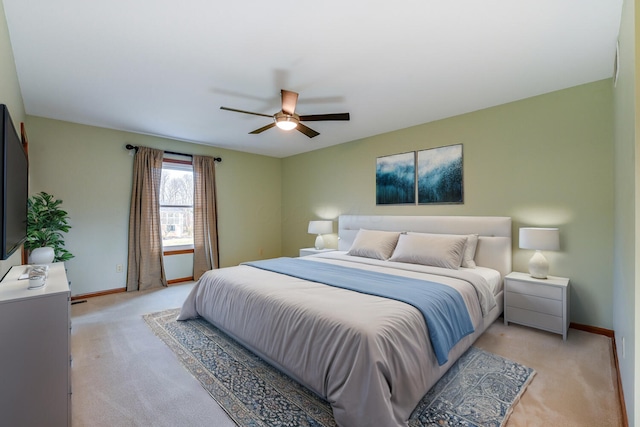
left=178, top=252, right=497, bottom=427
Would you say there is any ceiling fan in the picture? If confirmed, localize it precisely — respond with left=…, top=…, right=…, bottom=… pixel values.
left=220, top=89, right=350, bottom=138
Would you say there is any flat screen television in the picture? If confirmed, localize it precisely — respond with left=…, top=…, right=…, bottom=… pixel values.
left=0, top=104, right=29, bottom=260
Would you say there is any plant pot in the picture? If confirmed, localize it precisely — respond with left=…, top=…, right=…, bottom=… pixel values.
left=29, top=247, right=55, bottom=264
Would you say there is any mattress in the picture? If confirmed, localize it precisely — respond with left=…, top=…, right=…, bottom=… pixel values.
left=178, top=252, right=501, bottom=427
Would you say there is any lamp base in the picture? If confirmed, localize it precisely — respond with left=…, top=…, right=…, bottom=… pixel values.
left=528, top=250, right=549, bottom=279
left=314, top=235, right=325, bottom=250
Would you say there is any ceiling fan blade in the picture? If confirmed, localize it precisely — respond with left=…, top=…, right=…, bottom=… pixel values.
left=296, top=123, right=320, bottom=138
left=220, top=106, right=273, bottom=118
left=299, top=113, right=350, bottom=122
left=281, top=90, right=299, bottom=116
left=249, top=122, right=276, bottom=134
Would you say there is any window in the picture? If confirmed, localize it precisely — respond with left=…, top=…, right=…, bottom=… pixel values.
left=160, top=160, right=194, bottom=249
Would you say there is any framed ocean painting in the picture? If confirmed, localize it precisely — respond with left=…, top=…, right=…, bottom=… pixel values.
left=417, top=144, right=463, bottom=204
left=376, top=151, right=416, bottom=205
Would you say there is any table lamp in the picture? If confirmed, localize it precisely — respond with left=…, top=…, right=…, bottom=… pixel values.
left=308, top=220, right=333, bottom=250
left=519, top=227, right=560, bottom=279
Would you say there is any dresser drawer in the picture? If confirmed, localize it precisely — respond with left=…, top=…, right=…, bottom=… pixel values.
left=506, top=279, right=562, bottom=300
left=506, top=291, right=563, bottom=316
left=507, top=306, right=563, bottom=333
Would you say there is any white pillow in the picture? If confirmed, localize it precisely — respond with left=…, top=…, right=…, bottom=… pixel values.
left=408, top=232, right=478, bottom=268
left=347, top=229, right=401, bottom=260
left=389, top=233, right=468, bottom=269
left=461, top=234, right=479, bottom=268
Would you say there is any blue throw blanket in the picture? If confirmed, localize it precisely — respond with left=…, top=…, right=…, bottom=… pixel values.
left=244, top=257, right=474, bottom=365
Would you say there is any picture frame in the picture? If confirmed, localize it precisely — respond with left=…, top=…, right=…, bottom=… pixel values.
left=417, top=144, right=463, bottom=204
left=376, top=151, right=416, bottom=205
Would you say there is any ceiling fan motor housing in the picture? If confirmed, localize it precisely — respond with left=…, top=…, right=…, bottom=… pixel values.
left=274, top=111, right=300, bottom=130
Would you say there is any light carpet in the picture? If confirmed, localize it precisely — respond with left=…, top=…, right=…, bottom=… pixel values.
left=144, top=308, right=535, bottom=427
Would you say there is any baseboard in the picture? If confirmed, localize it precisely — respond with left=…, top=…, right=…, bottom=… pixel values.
left=70, top=278, right=193, bottom=300
left=167, top=276, right=194, bottom=285
left=611, top=334, right=630, bottom=427
left=569, top=322, right=614, bottom=337
left=70, top=287, right=126, bottom=301
left=569, top=322, right=628, bottom=427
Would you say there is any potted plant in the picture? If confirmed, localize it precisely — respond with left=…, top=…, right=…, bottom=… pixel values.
left=25, top=192, right=74, bottom=263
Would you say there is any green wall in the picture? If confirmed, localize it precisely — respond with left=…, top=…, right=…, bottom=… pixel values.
left=612, top=0, right=638, bottom=422
left=282, top=80, right=615, bottom=329
left=0, top=0, right=26, bottom=277
left=26, top=117, right=282, bottom=296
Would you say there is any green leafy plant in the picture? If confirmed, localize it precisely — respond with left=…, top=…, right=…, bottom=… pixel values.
left=25, top=192, right=74, bottom=262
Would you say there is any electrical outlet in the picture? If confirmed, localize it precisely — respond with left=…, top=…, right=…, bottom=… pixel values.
left=116, top=264, right=123, bottom=273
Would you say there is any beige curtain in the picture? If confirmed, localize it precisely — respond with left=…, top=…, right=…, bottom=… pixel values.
left=192, top=155, right=219, bottom=280
left=126, top=147, right=167, bottom=291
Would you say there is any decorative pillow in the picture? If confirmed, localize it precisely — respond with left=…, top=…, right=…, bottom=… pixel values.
left=408, top=232, right=478, bottom=268
left=347, top=229, right=401, bottom=260
left=461, top=234, right=479, bottom=268
left=389, top=233, right=468, bottom=269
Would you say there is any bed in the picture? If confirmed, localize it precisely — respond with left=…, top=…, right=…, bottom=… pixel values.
left=178, top=215, right=512, bottom=427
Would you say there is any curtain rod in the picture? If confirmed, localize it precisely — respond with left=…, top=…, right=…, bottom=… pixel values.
left=125, top=144, right=222, bottom=163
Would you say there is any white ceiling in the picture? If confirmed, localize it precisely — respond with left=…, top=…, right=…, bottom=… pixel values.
left=3, top=0, right=623, bottom=158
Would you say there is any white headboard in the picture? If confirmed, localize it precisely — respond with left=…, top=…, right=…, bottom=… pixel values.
left=338, top=215, right=512, bottom=278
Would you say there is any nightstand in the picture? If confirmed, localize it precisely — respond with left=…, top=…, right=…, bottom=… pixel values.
left=299, top=248, right=335, bottom=257
left=504, top=271, right=570, bottom=340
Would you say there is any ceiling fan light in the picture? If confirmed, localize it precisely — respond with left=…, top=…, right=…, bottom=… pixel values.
left=275, top=115, right=298, bottom=131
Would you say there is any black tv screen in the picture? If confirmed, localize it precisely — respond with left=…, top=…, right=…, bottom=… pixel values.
left=0, top=104, right=29, bottom=260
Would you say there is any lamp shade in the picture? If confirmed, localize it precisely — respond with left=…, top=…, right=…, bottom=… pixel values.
left=308, top=220, right=333, bottom=235
left=519, top=228, right=560, bottom=251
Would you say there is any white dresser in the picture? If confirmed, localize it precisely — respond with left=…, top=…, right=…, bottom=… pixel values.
left=504, top=271, right=570, bottom=340
left=0, top=262, right=70, bottom=426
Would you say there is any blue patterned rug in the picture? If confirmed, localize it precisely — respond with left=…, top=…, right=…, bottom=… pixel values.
left=144, top=309, right=535, bottom=427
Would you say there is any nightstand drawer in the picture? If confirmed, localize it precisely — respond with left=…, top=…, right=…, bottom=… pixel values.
left=506, top=280, right=562, bottom=300
left=507, top=307, right=563, bottom=333
left=506, top=291, right=563, bottom=316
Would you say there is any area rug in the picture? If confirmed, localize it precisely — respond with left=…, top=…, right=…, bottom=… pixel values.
left=144, top=308, right=535, bottom=427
